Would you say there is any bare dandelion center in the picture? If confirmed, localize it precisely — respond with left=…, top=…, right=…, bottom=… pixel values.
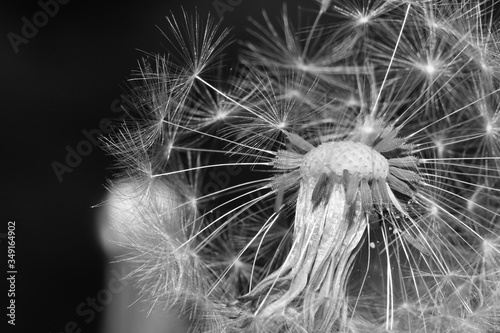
left=301, top=141, right=389, bottom=181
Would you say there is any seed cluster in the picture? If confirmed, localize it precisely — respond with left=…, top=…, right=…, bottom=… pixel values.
left=301, top=141, right=390, bottom=181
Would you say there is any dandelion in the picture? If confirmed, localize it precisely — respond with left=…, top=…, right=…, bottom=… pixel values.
left=102, top=1, right=500, bottom=332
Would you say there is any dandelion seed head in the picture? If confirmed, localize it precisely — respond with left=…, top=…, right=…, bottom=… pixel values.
left=467, top=191, right=479, bottom=213
left=104, top=2, right=500, bottom=332
left=429, top=202, right=439, bottom=217
left=301, top=141, right=389, bottom=181
left=424, top=63, right=435, bottom=75
left=284, top=89, right=302, bottom=100
left=214, top=107, right=229, bottom=122
left=479, top=60, right=489, bottom=71
left=418, top=61, right=437, bottom=76
left=434, top=137, right=445, bottom=157
left=360, top=122, right=375, bottom=135
left=427, top=19, right=442, bottom=30
left=232, top=257, right=246, bottom=271
left=481, top=237, right=495, bottom=256
left=346, top=96, right=360, bottom=107
left=295, top=61, right=307, bottom=72
left=294, top=60, right=316, bottom=73
left=164, top=142, right=174, bottom=160
left=485, top=121, right=493, bottom=135
left=277, top=121, right=288, bottom=130
left=188, top=194, right=199, bottom=211
left=357, top=14, right=371, bottom=25
left=399, top=301, right=412, bottom=311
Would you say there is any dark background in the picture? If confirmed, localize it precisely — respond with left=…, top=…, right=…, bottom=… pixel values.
left=1, top=1, right=304, bottom=332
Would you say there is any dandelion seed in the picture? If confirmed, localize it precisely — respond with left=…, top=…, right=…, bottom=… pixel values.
left=422, top=62, right=436, bottom=75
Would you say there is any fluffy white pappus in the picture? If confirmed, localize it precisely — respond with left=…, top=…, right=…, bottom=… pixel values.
left=103, top=1, right=500, bottom=332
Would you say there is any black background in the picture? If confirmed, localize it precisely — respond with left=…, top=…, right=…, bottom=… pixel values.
left=1, top=0, right=304, bottom=332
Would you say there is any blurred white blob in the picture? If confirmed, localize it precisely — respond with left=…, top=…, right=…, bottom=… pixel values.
left=97, top=179, right=189, bottom=333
